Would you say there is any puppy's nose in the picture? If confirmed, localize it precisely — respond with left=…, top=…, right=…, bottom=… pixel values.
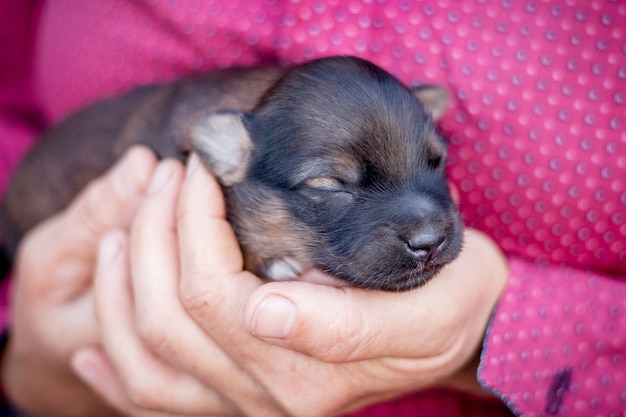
left=405, top=231, right=446, bottom=263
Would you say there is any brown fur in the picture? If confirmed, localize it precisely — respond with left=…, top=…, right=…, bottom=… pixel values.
left=0, top=66, right=285, bottom=252
left=1, top=56, right=462, bottom=291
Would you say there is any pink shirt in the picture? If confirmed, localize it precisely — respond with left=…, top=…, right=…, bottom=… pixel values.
left=1, top=1, right=624, bottom=416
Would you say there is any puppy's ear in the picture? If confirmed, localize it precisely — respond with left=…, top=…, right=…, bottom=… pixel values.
left=411, top=85, right=449, bottom=121
left=189, top=111, right=253, bottom=187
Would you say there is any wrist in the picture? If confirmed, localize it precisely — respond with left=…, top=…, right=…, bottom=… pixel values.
left=439, top=351, right=494, bottom=398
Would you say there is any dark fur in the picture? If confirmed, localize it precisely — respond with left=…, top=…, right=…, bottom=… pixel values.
left=0, top=56, right=462, bottom=291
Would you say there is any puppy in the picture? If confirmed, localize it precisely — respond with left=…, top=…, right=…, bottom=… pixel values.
left=0, top=56, right=462, bottom=291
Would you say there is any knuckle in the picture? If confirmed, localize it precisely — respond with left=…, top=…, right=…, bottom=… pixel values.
left=180, top=277, right=233, bottom=332
left=16, top=228, right=48, bottom=273
left=15, top=219, right=70, bottom=290
left=74, top=179, right=119, bottom=237
left=175, top=196, right=205, bottom=236
left=126, top=378, right=160, bottom=409
left=181, top=278, right=215, bottom=315
left=135, top=310, right=177, bottom=355
left=314, top=337, right=353, bottom=363
left=311, top=307, right=367, bottom=363
left=18, top=215, right=61, bottom=264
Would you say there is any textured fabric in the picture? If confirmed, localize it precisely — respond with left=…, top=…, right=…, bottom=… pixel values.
left=0, top=0, right=45, bottom=332
left=0, top=0, right=44, bottom=206
left=0, top=1, right=624, bottom=416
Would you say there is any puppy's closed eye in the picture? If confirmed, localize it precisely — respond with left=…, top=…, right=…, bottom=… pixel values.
left=427, top=153, right=445, bottom=171
left=303, top=177, right=349, bottom=192
left=299, top=178, right=355, bottom=205
left=294, top=160, right=360, bottom=195
left=424, top=132, right=448, bottom=172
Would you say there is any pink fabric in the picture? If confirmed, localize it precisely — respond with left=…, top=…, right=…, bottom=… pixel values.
left=1, top=1, right=625, bottom=416
left=0, top=1, right=45, bottom=333
left=0, top=0, right=44, bottom=202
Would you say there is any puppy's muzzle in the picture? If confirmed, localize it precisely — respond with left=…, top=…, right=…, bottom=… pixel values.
left=396, top=194, right=456, bottom=268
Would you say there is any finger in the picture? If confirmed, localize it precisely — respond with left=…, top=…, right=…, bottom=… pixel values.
left=131, top=155, right=282, bottom=417
left=177, top=154, right=260, bottom=325
left=94, top=227, right=233, bottom=415
left=176, top=157, right=382, bottom=416
left=15, top=146, right=158, bottom=299
left=71, top=347, right=179, bottom=417
left=244, top=229, right=508, bottom=363
left=176, top=155, right=266, bottom=357
left=59, top=145, right=158, bottom=258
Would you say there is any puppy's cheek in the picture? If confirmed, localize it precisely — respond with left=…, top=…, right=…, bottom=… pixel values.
left=228, top=184, right=318, bottom=280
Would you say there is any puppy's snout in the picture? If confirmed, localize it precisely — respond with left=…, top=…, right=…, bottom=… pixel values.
left=405, top=229, right=446, bottom=263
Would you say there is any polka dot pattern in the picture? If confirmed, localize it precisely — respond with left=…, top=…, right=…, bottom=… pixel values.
left=23, top=0, right=626, bottom=416
left=36, top=0, right=626, bottom=276
left=482, top=260, right=626, bottom=417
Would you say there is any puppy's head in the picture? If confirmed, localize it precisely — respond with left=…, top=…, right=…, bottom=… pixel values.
left=193, top=56, right=462, bottom=291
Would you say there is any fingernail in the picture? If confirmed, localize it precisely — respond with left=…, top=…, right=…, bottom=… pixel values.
left=112, top=151, right=140, bottom=198
left=186, top=153, right=200, bottom=179
left=250, top=295, right=296, bottom=339
left=148, top=161, right=173, bottom=193
left=98, top=232, right=122, bottom=267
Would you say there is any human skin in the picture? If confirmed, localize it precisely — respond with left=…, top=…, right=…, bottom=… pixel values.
left=70, top=154, right=509, bottom=417
left=0, top=147, right=158, bottom=417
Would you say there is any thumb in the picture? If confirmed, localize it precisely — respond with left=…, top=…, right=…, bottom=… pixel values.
left=244, top=279, right=429, bottom=363
left=244, top=230, right=506, bottom=365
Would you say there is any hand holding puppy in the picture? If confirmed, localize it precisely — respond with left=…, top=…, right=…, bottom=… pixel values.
left=1, top=147, right=158, bottom=417
left=74, top=157, right=508, bottom=417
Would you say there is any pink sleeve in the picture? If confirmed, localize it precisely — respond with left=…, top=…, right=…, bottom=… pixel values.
left=479, top=259, right=626, bottom=416
left=18, top=1, right=626, bottom=416
left=0, top=0, right=45, bottom=330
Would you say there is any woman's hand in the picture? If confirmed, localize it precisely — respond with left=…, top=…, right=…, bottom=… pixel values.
left=76, top=155, right=508, bottom=416
left=71, top=158, right=242, bottom=416
left=1, top=146, right=158, bottom=417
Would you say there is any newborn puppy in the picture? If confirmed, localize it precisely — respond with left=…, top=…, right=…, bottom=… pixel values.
left=0, top=56, right=462, bottom=291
